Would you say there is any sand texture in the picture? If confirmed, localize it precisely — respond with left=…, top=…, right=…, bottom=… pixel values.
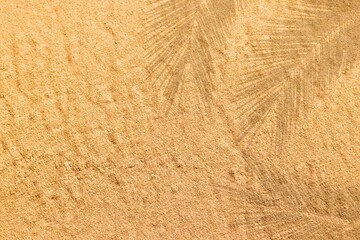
left=0, top=0, right=359, bottom=239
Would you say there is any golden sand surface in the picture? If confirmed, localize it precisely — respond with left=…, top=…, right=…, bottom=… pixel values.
left=0, top=0, right=359, bottom=239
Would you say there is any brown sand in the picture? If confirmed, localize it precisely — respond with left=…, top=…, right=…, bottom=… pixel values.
left=0, top=0, right=359, bottom=239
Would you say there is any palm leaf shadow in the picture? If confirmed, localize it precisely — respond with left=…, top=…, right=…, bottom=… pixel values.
left=217, top=151, right=360, bottom=239
left=233, top=0, right=360, bottom=154
left=143, top=0, right=241, bottom=112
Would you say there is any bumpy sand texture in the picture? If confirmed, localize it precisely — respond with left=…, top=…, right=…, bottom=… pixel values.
left=0, top=0, right=359, bottom=239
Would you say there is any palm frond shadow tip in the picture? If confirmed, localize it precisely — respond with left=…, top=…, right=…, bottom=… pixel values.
left=144, top=0, right=241, bottom=112
left=233, top=0, right=360, bottom=153
left=219, top=151, right=360, bottom=239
